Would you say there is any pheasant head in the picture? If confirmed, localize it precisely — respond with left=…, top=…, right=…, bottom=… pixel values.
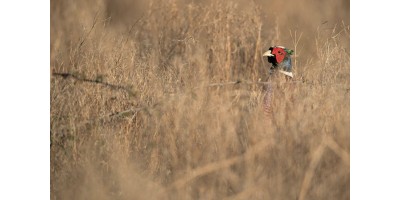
left=263, top=46, right=294, bottom=78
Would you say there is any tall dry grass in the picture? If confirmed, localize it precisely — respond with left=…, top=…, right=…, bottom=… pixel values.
left=51, top=0, right=350, bottom=199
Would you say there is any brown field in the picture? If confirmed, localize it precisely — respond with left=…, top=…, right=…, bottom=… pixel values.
left=50, top=0, right=350, bottom=199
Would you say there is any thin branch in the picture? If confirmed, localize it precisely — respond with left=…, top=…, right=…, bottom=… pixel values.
left=52, top=72, right=135, bottom=95
left=77, top=10, right=100, bottom=52
left=194, top=79, right=347, bottom=89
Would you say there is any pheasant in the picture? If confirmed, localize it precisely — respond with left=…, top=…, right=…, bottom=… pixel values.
left=262, top=46, right=294, bottom=118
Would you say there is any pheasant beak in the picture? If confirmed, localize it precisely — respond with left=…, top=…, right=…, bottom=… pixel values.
left=263, top=50, right=274, bottom=57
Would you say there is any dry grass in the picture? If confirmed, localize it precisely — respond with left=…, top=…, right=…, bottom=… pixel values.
left=50, top=0, right=350, bottom=199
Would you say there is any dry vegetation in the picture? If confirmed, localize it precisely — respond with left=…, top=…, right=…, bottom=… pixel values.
left=50, top=0, right=350, bottom=199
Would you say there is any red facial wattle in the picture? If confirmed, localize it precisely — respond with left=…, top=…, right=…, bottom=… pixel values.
left=271, top=47, right=286, bottom=64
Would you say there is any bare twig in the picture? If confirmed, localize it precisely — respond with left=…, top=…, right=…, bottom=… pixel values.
left=252, top=23, right=262, bottom=80
left=77, top=10, right=100, bottom=52
left=290, top=29, right=303, bottom=71
left=195, top=79, right=348, bottom=90
left=52, top=72, right=135, bottom=95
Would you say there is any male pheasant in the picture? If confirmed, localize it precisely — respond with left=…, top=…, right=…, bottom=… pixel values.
left=262, top=46, right=294, bottom=118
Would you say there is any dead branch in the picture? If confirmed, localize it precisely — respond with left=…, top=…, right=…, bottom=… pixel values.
left=52, top=72, right=135, bottom=95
